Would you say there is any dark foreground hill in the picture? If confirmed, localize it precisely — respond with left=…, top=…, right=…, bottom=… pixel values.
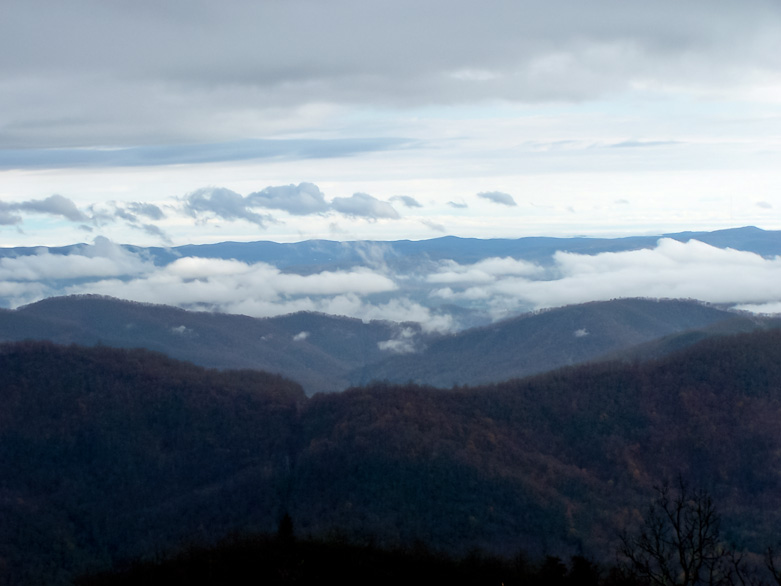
left=4, top=329, right=781, bottom=584
left=1, top=295, right=771, bottom=394
left=0, top=343, right=304, bottom=585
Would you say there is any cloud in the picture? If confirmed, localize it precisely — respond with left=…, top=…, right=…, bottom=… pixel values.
left=247, top=183, right=329, bottom=215
left=127, top=202, right=165, bottom=220
left=0, top=203, right=22, bottom=225
left=378, top=327, right=418, bottom=353
left=0, top=236, right=152, bottom=282
left=4, top=235, right=781, bottom=335
left=184, top=187, right=274, bottom=227
left=477, top=191, right=517, bottom=207
left=391, top=195, right=422, bottom=208
left=53, top=254, right=455, bottom=332
left=756, top=201, right=773, bottom=209
left=0, top=138, right=413, bottom=168
left=171, top=325, right=193, bottom=336
left=607, top=140, right=681, bottom=148
left=421, top=220, right=446, bottom=232
left=139, top=223, right=171, bottom=243
left=293, top=331, right=310, bottom=342
left=428, top=257, right=544, bottom=284
left=179, top=184, right=405, bottom=226
left=0, top=194, right=89, bottom=223
left=3, top=1, right=779, bottom=150
left=18, top=194, right=89, bottom=221
left=427, top=239, right=781, bottom=318
left=447, top=201, right=468, bottom=209
left=330, top=193, right=400, bottom=220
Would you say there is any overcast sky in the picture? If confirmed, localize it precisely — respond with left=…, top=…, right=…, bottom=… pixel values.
left=2, top=0, right=781, bottom=247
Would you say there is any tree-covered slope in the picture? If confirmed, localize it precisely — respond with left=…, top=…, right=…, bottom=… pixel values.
left=0, top=342, right=304, bottom=585
left=4, top=327, right=781, bottom=584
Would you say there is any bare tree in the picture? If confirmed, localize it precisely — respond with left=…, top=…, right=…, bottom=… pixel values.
left=620, top=478, right=762, bottom=586
left=764, top=547, right=781, bottom=586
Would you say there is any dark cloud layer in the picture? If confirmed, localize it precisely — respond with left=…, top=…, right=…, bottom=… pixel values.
left=2, top=1, right=778, bottom=150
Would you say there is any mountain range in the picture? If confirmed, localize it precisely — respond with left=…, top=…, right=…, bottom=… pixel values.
left=2, top=226, right=780, bottom=332
left=1, top=295, right=776, bottom=394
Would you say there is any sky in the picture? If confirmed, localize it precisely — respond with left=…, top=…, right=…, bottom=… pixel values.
left=2, top=1, right=781, bottom=327
left=1, top=0, right=780, bottom=249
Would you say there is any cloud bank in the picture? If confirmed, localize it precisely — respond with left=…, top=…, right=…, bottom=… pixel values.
left=430, top=239, right=781, bottom=319
left=2, top=237, right=780, bottom=336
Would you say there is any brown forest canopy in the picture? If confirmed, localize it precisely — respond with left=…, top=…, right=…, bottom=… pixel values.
left=2, top=327, right=781, bottom=584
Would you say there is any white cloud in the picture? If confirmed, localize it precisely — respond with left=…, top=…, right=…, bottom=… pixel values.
left=424, top=239, right=781, bottom=319
left=4, top=235, right=781, bottom=333
left=378, top=327, right=418, bottom=353
left=0, top=237, right=151, bottom=281
left=428, top=257, right=544, bottom=284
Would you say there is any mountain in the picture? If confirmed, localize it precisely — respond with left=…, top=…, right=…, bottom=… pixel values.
left=3, top=226, right=778, bottom=271
left=0, top=342, right=304, bottom=585
left=4, top=328, right=781, bottom=584
left=2, top=295, right=771, bottom=394
left=293, top=327, right=781, bottom=561
left=351, top=298, right=773, bottom=387
left=0, top=295, right=423, bottom=394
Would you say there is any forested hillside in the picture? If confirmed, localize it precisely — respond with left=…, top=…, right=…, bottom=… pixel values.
left=3, top=329, right=781, bottom=584
left=0, top=343, right=304, bottom=585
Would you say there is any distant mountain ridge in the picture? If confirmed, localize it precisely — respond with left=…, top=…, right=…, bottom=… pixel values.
left=1, top=226, right=778, bottom=271
left=1, top=295, right=775, bottom=394
left=1, top=226, right=778, bottom=331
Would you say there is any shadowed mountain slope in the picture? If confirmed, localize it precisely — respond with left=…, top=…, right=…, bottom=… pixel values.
left=0, top=295, right=419, bottom=394
left=1, top=296, right=771, bottom=394
left=352, top=298, right=760, bottom=387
